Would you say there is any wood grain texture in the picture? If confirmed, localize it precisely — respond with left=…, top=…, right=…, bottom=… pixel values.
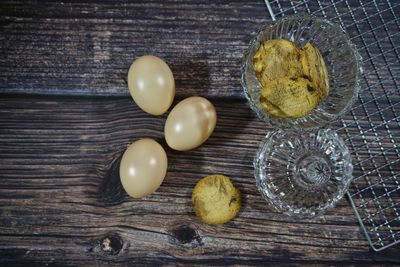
left=0, top=96, right=399, bottom=266
left=0, top=0, right=266, bottom=97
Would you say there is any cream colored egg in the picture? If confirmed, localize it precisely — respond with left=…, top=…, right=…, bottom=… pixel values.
left=119, top=139, right=168, bottom=198
left=165, top=96, right=217, bottom=151
left=128, top=55, right=175, bottom=115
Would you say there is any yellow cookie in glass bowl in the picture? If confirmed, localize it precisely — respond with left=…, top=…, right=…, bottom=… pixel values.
left=192, top=175, right=241, bottom=224
left=242, top=15, right=362, bottom=130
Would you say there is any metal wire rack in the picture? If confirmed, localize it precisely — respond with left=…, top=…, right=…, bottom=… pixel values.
left=265, top=0, right=400, bottom=251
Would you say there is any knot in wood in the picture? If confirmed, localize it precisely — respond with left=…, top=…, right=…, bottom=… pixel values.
left=171, top=225, right=199, bottom=244
left=100, top=234, right=123, bottom=255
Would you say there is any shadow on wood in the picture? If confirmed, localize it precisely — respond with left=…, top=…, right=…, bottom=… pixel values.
left=98, top=152, right=126, bottom=207
left=171, top=57, right=211, bottom=98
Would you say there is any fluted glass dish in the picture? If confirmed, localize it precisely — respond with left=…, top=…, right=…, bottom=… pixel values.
left=254, top=129, right=353, bottom=218
left=241, top=14, right=362, bottom=130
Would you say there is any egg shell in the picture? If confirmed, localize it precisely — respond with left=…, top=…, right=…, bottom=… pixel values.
left=119, top=139, right=168, bottom=198
left=164, top=96, right=217, bottom=151
left=128, top=55, right=175, bottom=115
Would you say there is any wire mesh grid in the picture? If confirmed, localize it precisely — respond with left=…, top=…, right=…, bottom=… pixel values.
left=265, top=0, right=400, bottom=251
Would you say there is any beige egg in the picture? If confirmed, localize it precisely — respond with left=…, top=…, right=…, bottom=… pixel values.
left=165, top=96, right=217, bottom=151
left=128, top=55, right=175, bottom=115
left=119, top=139, right=168, bottom=198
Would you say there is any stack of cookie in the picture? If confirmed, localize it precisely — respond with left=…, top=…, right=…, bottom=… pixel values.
left=253, top=39, right=329, bottom=118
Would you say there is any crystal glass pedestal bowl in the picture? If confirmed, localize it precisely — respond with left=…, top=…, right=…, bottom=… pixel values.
left=254, top=129, right=353, bottom=218
left=241, top=14, right=362, bottom=130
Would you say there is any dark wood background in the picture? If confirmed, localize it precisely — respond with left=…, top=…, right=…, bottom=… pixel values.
left=1, top=0, right=399, bottom=266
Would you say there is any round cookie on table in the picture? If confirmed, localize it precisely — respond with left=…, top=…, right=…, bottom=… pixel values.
left=192, top=174, right=241, bottom=224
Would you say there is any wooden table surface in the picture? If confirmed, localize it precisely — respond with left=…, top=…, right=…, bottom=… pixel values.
left=1, top=1, right=399, bottom=266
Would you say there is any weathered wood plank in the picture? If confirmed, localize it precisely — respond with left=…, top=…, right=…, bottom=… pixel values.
left=0, top=0, right=266, bottom=97
left=0, top=96, right=399, bottom=265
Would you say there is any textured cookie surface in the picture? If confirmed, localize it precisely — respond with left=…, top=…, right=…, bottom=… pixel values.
left=253, top=39, right=303, bottom=88
left=253, top=39, right=329, bottom=118
left=192, top=174, right=241, bottom=224
left=301, top=42, right=330, bottom=98
left=260, top=77, right=320, bottom=118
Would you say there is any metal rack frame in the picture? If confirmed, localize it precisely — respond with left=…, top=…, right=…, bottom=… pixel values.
left=265, top=0, right=400, bottom=251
